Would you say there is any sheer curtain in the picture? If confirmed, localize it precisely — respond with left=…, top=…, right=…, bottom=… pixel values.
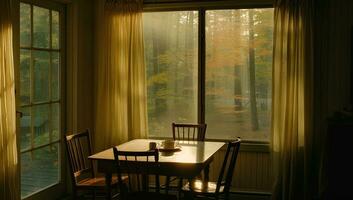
left=0, top=0, right=19, bottom=199
left=94, top=0, right=147, bottom=151
left=271, top=0, right=315, bottom=199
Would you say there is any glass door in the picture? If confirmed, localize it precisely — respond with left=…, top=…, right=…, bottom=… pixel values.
left=18, top=1, right=65, bottom=199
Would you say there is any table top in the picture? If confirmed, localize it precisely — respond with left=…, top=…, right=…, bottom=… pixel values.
left=89, top=139, right=225, bottom=164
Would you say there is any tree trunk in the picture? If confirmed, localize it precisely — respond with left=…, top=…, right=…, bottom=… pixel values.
left=152, top=16, right=167, bottom=112
left=248, top=10, right=259, bottom=131
left=183, top=12, right=194, bottom=98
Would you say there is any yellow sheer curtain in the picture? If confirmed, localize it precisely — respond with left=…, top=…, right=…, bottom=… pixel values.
left=94, top=0, right=147, bottom=151
left=0, top=0, right=19, bottom=199
left=271, top=0, right=314, bottom=199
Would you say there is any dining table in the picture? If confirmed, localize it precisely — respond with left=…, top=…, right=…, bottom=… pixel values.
left=88, top=139, right=225, bottom=199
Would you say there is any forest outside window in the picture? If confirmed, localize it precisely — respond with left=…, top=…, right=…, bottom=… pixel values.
left=144, top=11, right=199, bottom=137
left=144, top=8, right=273, bottom=142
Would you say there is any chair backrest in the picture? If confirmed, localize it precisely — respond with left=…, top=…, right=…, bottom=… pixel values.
left=216, top=138, right=241, bottom=194
left=172, top=123, right=207, bottom=141
left=65, top=129, right=94, bottom=185
left=113, top=147, right=161, bottom=198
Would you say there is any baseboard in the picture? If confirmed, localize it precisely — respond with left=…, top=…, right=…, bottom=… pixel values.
left=229, top=190, right=272, bottom=200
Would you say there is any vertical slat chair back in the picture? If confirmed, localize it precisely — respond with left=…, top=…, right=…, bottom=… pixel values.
left=172, top=123, right=207, bottom=141
left=215, top=138, right=241, bottom=195
left=113, top=147, right=160, bottom=199
left=65, top=129, right=94, bottom=185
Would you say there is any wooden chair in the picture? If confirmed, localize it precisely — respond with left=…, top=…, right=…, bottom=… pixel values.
left=113, top=147, right=177, bottom=200
left=181, top=138, right=241, bottom=200
left=172, top=123, right=207, bottom=141
left=65, top=129, right=121, bottom=199
left=165, top=123, right=207, bottom=195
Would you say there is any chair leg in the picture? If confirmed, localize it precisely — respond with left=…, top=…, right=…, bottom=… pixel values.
left=165, top=176, right=170, bottom=194
left=178, top=178, right=183, bottom=199
left=186, top=178, right=195, bottom=200
left=224, top=193, right=230, bottom=200
left=73, top=189, right=78, bottom=200
left=92, top=190, right=96, bottom=200
left=184, top=191, right=194, bottom=200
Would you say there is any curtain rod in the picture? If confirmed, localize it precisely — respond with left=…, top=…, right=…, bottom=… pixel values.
left=143, top=0, right=273, bottom=4
left=143, top=0, right=273, bottom=11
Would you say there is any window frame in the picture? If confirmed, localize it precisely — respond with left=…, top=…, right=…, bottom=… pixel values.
left=143, top=0, right=273, bottom=148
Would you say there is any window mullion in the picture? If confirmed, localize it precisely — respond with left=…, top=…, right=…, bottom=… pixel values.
left=49, top=10, right=53, bottom=145
left=198, top=9, right=206, bottom=125
left=30, top=4, right=34, bottom=152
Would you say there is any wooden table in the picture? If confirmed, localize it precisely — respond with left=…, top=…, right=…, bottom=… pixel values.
left=89, top=139, right=225, bottom=199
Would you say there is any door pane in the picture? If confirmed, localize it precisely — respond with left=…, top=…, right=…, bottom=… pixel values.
left=51, top=103, right=60, bottom=141
left=143, top=11, right=199, bottom=137
left=33, top=104, right=50, bottom=147
left=20, top=107, right=31, bottom=151
left=205, top=9, right=273, bottom=141
left=21, top=143, right=60, bottom=198
left=51, top=52, right=60, bottom=101
left=52, top=11, right=60, bottom=49
left=20, top=3, right=31, bottom=47
left=33, top=50, right=50, bottom=103
left=33, top=6, right=50, bottom=48
left=20, top=49, right=31, bottom=105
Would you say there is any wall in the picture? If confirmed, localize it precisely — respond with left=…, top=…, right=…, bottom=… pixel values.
left=65, top=0, right=95, bottom=195
left=209, top=146, right=273, bottom=193
left=313, top=0, right=353, bottom=196
left=66, top=0, right=95, bottom=135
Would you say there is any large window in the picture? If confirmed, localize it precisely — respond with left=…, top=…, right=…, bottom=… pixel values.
left=19, top=2, right=63, bottom=198
left=144, top=8, right=273, bottom=141
left=205, top=9, right=273, bottom=141
left=144, top=11, right=199, bottom=137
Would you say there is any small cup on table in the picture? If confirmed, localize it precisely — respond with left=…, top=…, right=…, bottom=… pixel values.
left=162, top=139, right=175, bottom=149
left=149, top=142, right=157, bottom=150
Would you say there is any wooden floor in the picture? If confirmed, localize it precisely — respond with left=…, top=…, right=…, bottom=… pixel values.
left=60, top=192, right=271, bottom=200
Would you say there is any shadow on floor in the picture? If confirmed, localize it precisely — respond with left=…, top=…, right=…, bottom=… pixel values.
left=60, top=192, right=271, bottom=200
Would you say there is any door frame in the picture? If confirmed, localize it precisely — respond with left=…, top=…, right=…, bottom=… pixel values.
left=15, top=0, right=67, bottom=199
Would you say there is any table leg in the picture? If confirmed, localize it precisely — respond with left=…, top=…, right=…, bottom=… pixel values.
left=204, top=163, right=210, bottom=183
left=105, top=172, right=112, bottom=200
left=142, top=174, right=149, bottom=191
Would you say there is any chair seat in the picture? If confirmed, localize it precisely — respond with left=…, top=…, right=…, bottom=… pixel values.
left=182, top=179, right=224, bottom=194
left=77, top=175, right=126, bottom=188
left=128, top=191, right=177, bottom=200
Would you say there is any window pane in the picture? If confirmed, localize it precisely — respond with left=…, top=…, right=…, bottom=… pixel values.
left=143, top=11, right=199, bottom=137
left=51, top=52, right=60, bottom=101
left=20, top=49, right=31, bottom=105
left=205, top=9, right=273, bottom=141
left=20, top=107, right=31, bottom=151
left=51, top=103, right=60, bottom=141
left=33, top=50, right=50, bottom=103
left=52, top=11, right=60, bottom=49
left=33, top=104, right=50, bottom=147
left=21, top=143, right=59, bottom=198
left=20, top=3, right=31, bottom=47
left=33, top=6, right=50, bottom=48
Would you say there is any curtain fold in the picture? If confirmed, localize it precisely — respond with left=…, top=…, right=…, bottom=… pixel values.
left=271, top=0, right=315, bottom=199
left=0, top=0, right=20, bottom=199
left=94, top=0, right=147, bottom=151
